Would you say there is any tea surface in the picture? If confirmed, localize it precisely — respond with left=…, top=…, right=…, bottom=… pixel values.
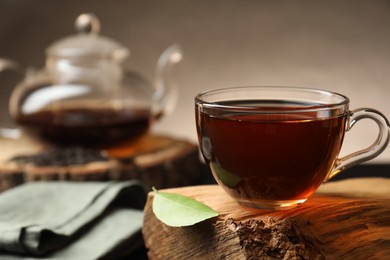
left=197, top=100, right=347, bottom=203
left=16, top=107, right=152, bottom=146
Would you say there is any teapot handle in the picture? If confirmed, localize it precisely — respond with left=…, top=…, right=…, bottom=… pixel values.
left=154, top=45, right=183, bottom=117
left=0, top=58, right=24, bottom=139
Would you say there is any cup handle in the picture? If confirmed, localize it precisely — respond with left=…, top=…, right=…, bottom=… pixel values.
left=326, top=108, right=390, bottom=181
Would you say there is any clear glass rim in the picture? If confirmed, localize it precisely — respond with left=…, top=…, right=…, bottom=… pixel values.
left=195, top=86, right=350, bottom=114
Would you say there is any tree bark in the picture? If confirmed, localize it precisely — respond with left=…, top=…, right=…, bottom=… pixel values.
left=143, top=178, right=390, bottom=259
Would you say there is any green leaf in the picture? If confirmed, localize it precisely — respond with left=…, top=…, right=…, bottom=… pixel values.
left=152, top=187, right=219, bottom=227
left=212, top=162, right=241, bottom=188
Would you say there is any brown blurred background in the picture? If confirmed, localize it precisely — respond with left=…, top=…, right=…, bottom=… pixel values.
left=0, top=0, right=389, bottom=163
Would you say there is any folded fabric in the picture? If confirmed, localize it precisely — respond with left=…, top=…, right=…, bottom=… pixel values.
left=0, top=181, right=146, bottom=259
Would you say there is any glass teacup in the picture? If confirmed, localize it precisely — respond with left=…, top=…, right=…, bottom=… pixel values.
left=195, top=86, right=389, bottom=210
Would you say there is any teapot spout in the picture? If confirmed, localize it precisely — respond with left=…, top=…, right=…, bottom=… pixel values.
left=0, top=58, right=25, bottom=74
left=154, top=44, right=183, bottom=117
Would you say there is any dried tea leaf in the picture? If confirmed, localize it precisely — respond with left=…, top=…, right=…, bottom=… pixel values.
left=152, top=187, right=219, bottom=227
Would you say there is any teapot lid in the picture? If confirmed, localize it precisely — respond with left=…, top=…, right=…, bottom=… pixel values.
left=46, top=13, right=129, bottom=60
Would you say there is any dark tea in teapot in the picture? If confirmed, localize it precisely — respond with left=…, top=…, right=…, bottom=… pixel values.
left=15, top=106, right=152, bottom=146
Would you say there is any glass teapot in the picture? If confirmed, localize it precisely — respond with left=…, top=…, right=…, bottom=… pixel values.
left=0, top=13, right=182, bottom=146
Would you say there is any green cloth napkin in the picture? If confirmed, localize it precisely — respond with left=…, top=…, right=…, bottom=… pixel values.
left=0, top=181, right=147, bottom=259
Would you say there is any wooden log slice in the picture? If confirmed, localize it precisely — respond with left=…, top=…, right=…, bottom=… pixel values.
left=0, top=134, right=209, bottom=192
left=143, top=178, right=390, bottom=259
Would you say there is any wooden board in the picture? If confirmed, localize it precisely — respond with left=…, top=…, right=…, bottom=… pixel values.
left=143, top=178, right=390, bottom=259
left=0, top=134, right=209, bottom=192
